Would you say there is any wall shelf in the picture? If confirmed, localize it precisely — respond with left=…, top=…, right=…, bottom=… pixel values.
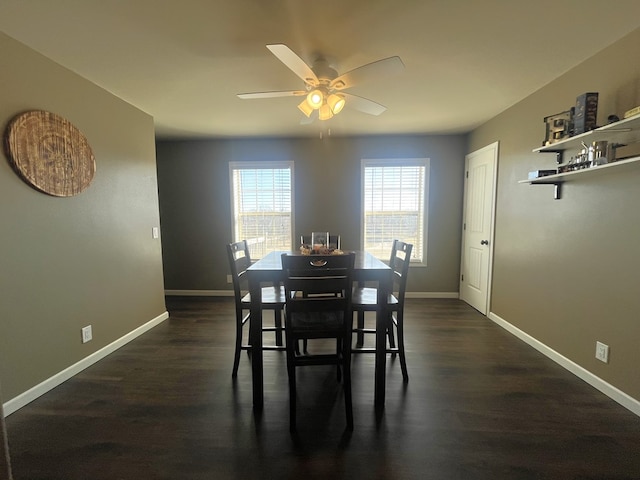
left=533, top=114, right=640, bottom=155
left=519, top=155, right=640, bottom=199
left=522, top=113, right=640, bottom=199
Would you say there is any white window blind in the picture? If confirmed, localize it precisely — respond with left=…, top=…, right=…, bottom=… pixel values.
left=230, top=161, right=294, bottom=259
left=361, top=158, right=429, bottom=262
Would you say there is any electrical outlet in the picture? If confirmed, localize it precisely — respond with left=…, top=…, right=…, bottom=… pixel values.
left=226, top=274, right=232, bottom=284
left=152, top=227, right=159, bottom=239
left=81, top=325, right=93, bottom=344
left=595, top=341, right=609, bottom=363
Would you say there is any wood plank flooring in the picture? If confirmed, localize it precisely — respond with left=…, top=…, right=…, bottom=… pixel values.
left=5, top=297, right=640, bottom=479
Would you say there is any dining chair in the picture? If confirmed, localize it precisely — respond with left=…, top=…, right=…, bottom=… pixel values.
left=281, top=252, right=356, bottom=432
left=300, top=234, right=341, bottom=250
left=299, top=233, right=343, bottom=354
left=351, top=240, right=413, bottom=382
left=226, top=240, right=287, bottom=377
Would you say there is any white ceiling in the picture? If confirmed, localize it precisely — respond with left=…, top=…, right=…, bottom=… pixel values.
left=1, top=1, right=640, bottom=139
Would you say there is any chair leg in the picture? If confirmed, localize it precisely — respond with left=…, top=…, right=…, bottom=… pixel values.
left=343, top=349, right=353, bottom=430
left=356, top=311, right=365, bottom=347
left=274, top=309, right=283, bottom=346
left=287, top=338, right=298, bottom=433
left=395, top=314, right=409, bottom=382
left=387, top=322, right=396, bottom=351
left=387, top=315, right=397, bottom=357
left=336, top=338, right=342, bottom=382
left=294, top=339, right=308, bottom=355
left=232, top=311, right=243, bottom=377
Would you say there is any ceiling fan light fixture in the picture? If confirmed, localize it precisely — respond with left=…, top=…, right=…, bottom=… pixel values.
left=238, top=45, right=404, bottom=124
left=297, top=99, right=314, bottom=117
left=328, top=93, right=346, bottom=114
left=307, top=89, right=324, bottom=109
left=318, top=103, right=333, bottom=121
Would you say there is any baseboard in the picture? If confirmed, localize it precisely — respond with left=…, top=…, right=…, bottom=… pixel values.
left=165, top=289, right=459, bottom=299
left=406, top=292, right=459, bottom=299
left=3, top=311, right=169, bottom=417
left=164, top=290, right=232, bottom=297
left=488, top=311, right=640, bottom=417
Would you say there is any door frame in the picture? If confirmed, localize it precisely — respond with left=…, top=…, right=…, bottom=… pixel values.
left=459, top=141, right=499, bottom=315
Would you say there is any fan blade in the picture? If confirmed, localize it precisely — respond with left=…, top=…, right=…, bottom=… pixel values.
left=343, top=93, right=387, bottom=116
left=237, top=90, right=306, bottom=99
left=266, top=44, right=319, bottom=86
left=330, top=56, right=404, bottom=90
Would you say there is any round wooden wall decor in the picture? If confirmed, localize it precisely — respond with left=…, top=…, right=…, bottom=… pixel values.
left=4, top=110, right=96, bottom=197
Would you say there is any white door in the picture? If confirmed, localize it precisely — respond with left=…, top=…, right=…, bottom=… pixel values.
left=459, top=142, right=498, bottom=314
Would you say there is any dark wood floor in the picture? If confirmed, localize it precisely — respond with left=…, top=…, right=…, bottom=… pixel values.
left=5, top=297, right=640, bottom=479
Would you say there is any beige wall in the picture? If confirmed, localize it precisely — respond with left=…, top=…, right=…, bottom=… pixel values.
left=0, top=33, right=167, bottom=402
left=470, top=28, right=640, bottom=400
left=156, top=134, right=468, bottom=294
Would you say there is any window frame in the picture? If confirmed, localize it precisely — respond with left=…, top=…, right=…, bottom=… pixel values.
left=229, top=160, right=295, bottom=260
left=360, top=158, right=429, bottom=265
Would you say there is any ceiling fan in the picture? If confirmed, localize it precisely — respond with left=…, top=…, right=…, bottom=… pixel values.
left=237, top=44, right=404, bottom=121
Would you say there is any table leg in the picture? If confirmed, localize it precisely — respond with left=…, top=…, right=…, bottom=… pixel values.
left=374, top=272, right=391, bottom=411
left=248, top=275, right=264, bottom=410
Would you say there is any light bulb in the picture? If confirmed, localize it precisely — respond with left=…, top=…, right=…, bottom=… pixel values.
left=306, top=89, right=324, bottom=109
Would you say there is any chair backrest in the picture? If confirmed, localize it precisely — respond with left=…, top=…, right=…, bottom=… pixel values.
left=281, top=253, right=355, bottom=318
left=389, top=240, right=413, bottom=304
left=300, top=234, right=341, bottom=249
left=227, top=240, right=251, bottom=302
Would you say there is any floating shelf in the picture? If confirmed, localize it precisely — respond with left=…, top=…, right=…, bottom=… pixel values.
left=521, top=155, right=640, bottom=184
left=523, top=113, right=640, bottom=199
left=519, top=156, right=640, bottom=199
left=533, top=114, right=640, bottom=154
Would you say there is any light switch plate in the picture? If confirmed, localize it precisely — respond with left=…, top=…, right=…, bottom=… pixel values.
left=595, top=341, right=609, bottom=363
left=81, top=325, right=93, bottom=343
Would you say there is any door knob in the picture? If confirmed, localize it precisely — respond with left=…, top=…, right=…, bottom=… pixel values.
left=480, top=240, right=489, bottom=245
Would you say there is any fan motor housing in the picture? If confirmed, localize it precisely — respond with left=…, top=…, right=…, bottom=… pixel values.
left=312, top=58, right=338, bottom=83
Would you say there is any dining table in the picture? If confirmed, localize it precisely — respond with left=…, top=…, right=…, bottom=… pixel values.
left=247, top=250, right=392, bottom=412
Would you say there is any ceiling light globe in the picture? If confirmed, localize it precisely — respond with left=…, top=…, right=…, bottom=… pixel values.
left=318, top=103, right=333, bottom=121
left=307, top=89, right=324, bottom=109
left=328, top=94, right=346, bottom=114
left=297, top=99, right=314, bottom=117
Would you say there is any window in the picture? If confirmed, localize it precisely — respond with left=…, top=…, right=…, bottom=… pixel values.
left=230, top=161, right=294, bottom=259
left=361, top=158, right=429, bottom=263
